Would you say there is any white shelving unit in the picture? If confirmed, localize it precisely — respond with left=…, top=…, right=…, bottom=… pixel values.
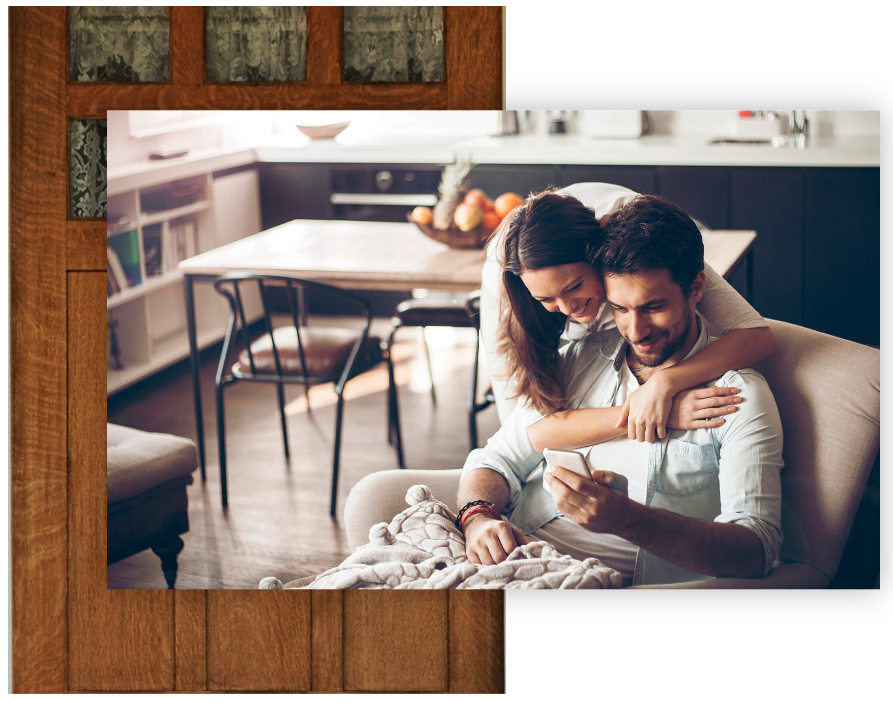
left=107, top=169, right=263, bottom=395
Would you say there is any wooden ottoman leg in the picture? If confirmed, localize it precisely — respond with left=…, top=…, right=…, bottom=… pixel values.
left=151, top=535, right=185, bottom=589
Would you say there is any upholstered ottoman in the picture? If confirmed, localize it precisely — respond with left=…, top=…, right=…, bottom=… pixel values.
left=107, top=424, right=198, bottom=589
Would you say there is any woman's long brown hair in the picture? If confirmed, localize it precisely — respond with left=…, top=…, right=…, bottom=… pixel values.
left=496, top=189, right=603, bottom=415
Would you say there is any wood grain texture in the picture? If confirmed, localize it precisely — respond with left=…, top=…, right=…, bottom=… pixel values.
left=175, top=590, right=207, bottom=690
left=343, top=592, right=449, bottom=692
left=12, top=4, right=504, bottom=691
left=207, top=591, right=312, bottom=690
left=68, top=82, right=450, bottom=112
left=311, top=590, right=343, bottom=691
left=170, top=6, right=205, bottom=86
left=69, top=273, right=176, bottom=691
left=9, top=6, right=69, bottom=693
left=446, top=6, right=504, bottom=109
left=67, top=220, right=106, bottom=271
left=449, top=591, right=505, bottom=693
left=307, top=6, right=343, bottom=85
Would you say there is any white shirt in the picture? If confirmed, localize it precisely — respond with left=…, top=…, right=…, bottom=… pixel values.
left=462, top=320, right=785, bottom=586
left=534, top=349, right=650, bottom=585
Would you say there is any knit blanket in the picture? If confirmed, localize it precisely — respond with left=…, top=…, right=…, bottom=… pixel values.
left=259, top=484, right=622, bottom=590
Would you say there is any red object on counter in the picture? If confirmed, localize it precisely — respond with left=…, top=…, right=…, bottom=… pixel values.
left=738, top=110, right=754, bottom=118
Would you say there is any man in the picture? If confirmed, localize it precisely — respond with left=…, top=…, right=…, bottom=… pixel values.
left=457, top=195, right=784, bottom=586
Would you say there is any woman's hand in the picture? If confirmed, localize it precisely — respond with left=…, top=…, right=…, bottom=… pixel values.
left=615, top=375, right=742, bottom=441
left=667, top=385, right=741, bottom=431
left=615, top=373, right=676, bottom=442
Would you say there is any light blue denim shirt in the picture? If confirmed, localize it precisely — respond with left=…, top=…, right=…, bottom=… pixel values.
left=461, top=320, right=785, bottom=586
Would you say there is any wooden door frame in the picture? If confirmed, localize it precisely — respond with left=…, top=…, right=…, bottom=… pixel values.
left=10, top=7, right=504, bottom=693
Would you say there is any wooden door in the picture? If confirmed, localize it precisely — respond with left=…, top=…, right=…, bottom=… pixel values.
left=10, top=7, right=504, bottom=692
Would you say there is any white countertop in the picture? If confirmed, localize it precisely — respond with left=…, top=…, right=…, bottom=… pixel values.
left=108, top=133, right=879, bottom=194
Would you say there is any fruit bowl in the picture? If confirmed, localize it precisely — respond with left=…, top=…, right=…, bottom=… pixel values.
left=296, top=121, right=350, bottom=140
left=408, top=215, right=495, bottom=249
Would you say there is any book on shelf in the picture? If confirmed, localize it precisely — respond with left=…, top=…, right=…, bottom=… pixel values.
left=162, top=219, right=199, bottom=274
left=143, top=224, right=163, bottom=277
left=107, top=228, right=142, bottom=288
left=107, top=246, right=129, bottom=294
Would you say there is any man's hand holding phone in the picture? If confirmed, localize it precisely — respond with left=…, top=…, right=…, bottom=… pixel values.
left=462, top=513, right=529, bottom=566
left=545, top=464, right=633, bottom=535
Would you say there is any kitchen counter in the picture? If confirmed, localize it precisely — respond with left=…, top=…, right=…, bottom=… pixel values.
left=108, top=133, right=879, bottom=194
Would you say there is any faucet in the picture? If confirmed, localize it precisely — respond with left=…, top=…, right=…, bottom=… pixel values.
left=789, top=111, right=809, bottom=147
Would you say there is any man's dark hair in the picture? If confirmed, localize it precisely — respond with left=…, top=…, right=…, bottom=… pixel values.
left=593, top=194, right=705, bottom=298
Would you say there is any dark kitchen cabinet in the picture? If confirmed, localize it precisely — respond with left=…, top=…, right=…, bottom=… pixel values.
left=258, top=163, right=332, bottom=229
left=804, top=168, right=880, bottom=346
left=731, top=168, right=805, bottom=326
left=560, top=165, right=657, bottom=195
left=658, top=166, right=748, bottom=298
left=657, top=166, right=731, bottom=229
left=467, top=164, right=560, bottom=200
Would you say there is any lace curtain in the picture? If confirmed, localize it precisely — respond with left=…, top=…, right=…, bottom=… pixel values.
left=69, top=6, right=170, bottom=82
left=343, top=6, right=444, bottom=83
left=206, top=7, right=308, bottom=82
left=70, top=120, right=107, bottom=218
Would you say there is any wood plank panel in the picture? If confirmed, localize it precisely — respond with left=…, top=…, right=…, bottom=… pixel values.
left=449, top=591, right=505, bottom=693
left=207, top=591, right=311, bottom=690
left=445, top=6, right=504, bottom=109
left=311, top=590, right=343, bottom=691
left=175, top=590, right=207, bottom=690
left=307, top=6, right=343, bottom=85
left=170, top=6, right=205, bottom=86
left=69, top=273, right=176, bottom=691
left=9, top=6, right=69, bottom=693
left=343, top=592, right=449, bottom=692
left=68, top=82, right=448, bottom=113
left=67, top=220, right=106, bottom=271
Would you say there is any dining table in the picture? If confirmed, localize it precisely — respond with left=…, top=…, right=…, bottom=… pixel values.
left=179, top=219, right=756, bottom=477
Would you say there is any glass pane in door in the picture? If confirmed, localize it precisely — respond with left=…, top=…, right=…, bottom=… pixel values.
left=70, top=119, right=107, bottom=218
left=206, top=7, right=308, bottom=82
left=69, top=6, right=170, bottom=82
left=343, top=7, right=444, bottom=83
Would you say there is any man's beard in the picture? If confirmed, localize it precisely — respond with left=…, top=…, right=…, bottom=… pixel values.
left=625, top=304, right=694, bottom=368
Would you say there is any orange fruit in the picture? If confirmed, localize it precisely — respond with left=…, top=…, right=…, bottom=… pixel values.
left=482, top=209, right=501, bottom=229
left=411, top=206, right=433, bottom=225
left=494, top=192, right=524, bottom=218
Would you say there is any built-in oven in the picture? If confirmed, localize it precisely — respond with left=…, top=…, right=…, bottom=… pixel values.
left=329, top=165, right=441, bottom=222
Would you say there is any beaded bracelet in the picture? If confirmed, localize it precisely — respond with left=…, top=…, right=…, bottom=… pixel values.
left=455, top=499, right=497, bottom=528
left=459, top=506, right=500, bottom=528
left=456, top=499, right=495, bottom=521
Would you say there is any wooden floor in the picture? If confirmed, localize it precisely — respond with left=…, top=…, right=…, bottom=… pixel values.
left=107, top=320, right=501, bottom=589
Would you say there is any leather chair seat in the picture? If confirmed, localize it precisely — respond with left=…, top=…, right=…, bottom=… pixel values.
left=236, top=326, right=385, bottom=382
left=392, top=294, right=476, bottom=328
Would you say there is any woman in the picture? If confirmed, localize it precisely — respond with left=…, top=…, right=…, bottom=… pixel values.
left=480, top=183, right=777, bottom=444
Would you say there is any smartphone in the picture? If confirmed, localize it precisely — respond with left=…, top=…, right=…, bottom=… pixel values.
left=543, top=448, right=629, bottom=495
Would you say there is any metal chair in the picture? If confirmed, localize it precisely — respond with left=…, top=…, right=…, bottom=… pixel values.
left=387, top=289, right=494, bottom=453
left=213, top=273, right=404, bottom=517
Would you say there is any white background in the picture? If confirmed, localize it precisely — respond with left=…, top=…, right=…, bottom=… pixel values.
left=2, top=1, right=889, bottom=697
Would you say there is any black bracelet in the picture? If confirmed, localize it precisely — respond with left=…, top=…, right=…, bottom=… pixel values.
left=455, top=499, right=496, bottom=527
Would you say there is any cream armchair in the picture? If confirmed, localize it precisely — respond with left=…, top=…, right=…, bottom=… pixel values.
left=344, top=320, right=880, bottom=588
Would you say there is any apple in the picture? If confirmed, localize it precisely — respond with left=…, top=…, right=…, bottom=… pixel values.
left=454, top=203, right=484, bottom=232
left=463, top=188, right=493, bottom=210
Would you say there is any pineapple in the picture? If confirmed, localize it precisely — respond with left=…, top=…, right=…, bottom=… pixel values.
left=433, top=157, right=473, bottom=230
